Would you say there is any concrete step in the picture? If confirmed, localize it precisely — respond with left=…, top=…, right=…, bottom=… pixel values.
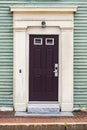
left=15, top=111, right=73, bottom=117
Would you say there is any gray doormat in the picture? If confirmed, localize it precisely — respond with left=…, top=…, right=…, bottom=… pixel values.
left=15, top=111, right=73, bottom=117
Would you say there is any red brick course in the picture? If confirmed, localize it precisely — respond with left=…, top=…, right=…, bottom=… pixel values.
left=0, top=111, right=86, bottom=123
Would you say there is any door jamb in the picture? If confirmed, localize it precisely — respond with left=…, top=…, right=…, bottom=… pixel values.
left=26, top=27, right=61, bottom=106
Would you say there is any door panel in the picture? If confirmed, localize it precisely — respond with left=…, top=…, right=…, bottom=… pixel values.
left=29, top=35, right=59, bottom=101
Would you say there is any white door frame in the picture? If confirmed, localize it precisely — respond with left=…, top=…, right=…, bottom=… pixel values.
left=26, top=27, right=60, bottom=108
left=11, top=6, right=77, bottom=112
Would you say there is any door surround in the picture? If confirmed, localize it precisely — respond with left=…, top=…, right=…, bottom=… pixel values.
left=11, top=6, right=77, bottom=112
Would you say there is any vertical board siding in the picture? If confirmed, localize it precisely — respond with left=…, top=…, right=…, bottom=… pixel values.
left=0, top=0, right=87, bottom=108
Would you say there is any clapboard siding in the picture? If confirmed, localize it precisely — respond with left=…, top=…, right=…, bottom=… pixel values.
left=0, top=0, right=87, bottom=108
left=0, top=4, right=13, bottom=107
left=74, top=5, right=87, bottom=107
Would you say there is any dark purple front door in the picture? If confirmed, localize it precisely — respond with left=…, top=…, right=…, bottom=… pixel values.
left=29, top=35, right=59, bottom=101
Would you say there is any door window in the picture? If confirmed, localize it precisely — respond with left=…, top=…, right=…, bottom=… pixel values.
left=34, top=38, right=42, bottom=45
left=46, top=38, right=54, bottom=45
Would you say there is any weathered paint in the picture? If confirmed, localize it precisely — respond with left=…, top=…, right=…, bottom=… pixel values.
left=0, top=0, right=87, bottom=108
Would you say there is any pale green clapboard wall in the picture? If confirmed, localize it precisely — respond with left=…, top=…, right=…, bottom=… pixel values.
left=0, top=0, right=87, bottom=108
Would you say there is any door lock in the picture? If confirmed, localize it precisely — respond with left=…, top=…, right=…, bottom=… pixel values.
left=53, top=64, right=58, bottom=77
left=19, top=69, right=22, bottom=73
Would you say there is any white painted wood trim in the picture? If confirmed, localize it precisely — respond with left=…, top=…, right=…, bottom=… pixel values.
left=0, top=107, right=13, bottom=111
left=11, top=6, right=77, bottom=12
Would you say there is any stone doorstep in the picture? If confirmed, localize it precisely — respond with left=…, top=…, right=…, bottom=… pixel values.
left=27, top=103, right=60, bottom=114
left=27, top=107, right=60, bottom=114
left=15, top=111, right=73, bottom=117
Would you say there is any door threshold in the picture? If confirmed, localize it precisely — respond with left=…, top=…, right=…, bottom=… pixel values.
left=28, top=101, right=58, bottom=104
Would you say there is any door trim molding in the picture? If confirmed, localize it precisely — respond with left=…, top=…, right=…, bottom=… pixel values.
left=27, top=28, right=60, bottom=103
left=11, top=6, right=77, bottom=12
left=11, top=6, right=77, bottom=112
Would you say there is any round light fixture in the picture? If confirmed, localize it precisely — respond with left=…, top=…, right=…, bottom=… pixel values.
left=41, top=21, right=46, bottom=28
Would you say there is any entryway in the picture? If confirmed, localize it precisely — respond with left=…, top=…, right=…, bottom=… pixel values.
left=11, top=6, right=76, bottom=112
left=28, top=34, right=59, bottom=114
